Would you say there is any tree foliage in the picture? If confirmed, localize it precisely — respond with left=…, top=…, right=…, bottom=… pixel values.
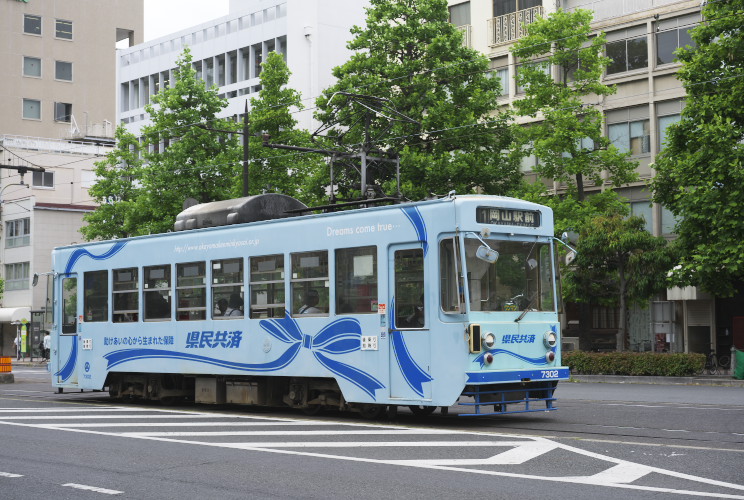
left=83, top=48, right=322, bottom=239
left=316, top=0, right=520, bottom=200
left=563, top=213, right=676, bottom=350
left=651, top=0, right=744, bottom=296
left=511, top=9, right=637, bottom=201
left=245, top=52, right=326, bottom=203
left=137, top=48, right=241, bottom=235
left=82, top=127, right=145, bottom=240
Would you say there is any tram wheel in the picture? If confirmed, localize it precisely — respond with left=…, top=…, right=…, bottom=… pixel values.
left=408, top=405, right=436, bottom=416
left=358, top=404, right=384, bottom=419
left=302, top=405, right=323, bottom=416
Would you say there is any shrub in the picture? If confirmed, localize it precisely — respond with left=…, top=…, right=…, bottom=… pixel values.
left=563, top=351, right=706, bottom=376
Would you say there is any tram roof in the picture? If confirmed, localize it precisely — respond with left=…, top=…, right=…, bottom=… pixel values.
left=55, top=194, right=551, bottom=252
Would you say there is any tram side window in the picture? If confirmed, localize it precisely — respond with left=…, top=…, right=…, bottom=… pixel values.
left=249, top=254, right=285, bottom=319
left=291, top=250, right=328, bottom=316
left=144, top=265, right=171, bottom=321
left=394, top=249, right=425, bottom=328
left=177, top=262, right=206, bottom=321
left=61, top=277, right=77, bottom=334
left=113, top=267, right=138, bottom=322
left=212, top=258, right=244, bottom=318
left=84, top=270, right=108, bottom=322
left=336, top=246, right=377, bottom=314
left=439, top=238, right=463, bottom=314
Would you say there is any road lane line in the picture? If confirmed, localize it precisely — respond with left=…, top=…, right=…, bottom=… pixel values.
left=63, top=483, right=122, bottom=495
left=0, top=471, right=23, bottom=478
left=120, top=429, right=451, bottom=437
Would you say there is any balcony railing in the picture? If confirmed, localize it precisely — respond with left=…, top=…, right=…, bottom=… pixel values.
left=488, top=6, right=544, bottom=46
left=456, top=24, right=472, bottom=48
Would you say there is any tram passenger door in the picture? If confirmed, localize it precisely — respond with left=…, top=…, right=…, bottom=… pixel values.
left=388, top=245, right=432, bottom=401
left=56, top=275, right=79, bottom=386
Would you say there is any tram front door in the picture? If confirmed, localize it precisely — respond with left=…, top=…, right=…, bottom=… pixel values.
left=388, top=244, right=432, bottom=401
left=56, top=275, right=79, bottom=386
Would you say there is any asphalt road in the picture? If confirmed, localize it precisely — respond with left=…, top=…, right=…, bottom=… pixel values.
left=1, top=366, right=742, bottom=500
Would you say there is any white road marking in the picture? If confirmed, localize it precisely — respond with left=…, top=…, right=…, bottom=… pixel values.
left=63, top=483, right=123, bottom=495
left=46, top=421, right=333, bottom=428
left=121, top=429, right=449, bottom=437
left=0, top=471, right=23, bottom=478
left=1, top=405, right=743, bottom=499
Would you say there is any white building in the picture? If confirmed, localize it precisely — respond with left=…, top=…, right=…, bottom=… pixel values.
left=118, top=0, right=370, bottom=136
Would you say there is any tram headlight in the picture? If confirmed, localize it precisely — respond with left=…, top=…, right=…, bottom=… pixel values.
left=543, top=330, right=557, bottom=349
left=545, top=351, right=555, bottom=363
left=482, top=332, right=496, bottom=350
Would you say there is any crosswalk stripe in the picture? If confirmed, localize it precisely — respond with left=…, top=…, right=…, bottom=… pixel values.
left=121, top=429, right=450, bottom=437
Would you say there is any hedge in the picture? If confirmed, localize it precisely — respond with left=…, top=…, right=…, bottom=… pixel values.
left=563, top=351, right=706, bottom=377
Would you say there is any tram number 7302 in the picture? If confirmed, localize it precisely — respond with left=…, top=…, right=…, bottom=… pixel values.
left=540, top=370, right=560, bottom=379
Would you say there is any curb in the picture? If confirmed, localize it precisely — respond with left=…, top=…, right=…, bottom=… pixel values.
left=570, top=374, right=744, bottom=387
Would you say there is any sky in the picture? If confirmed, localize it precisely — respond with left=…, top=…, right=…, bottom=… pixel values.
left=144, top=0, right=230, bottom=41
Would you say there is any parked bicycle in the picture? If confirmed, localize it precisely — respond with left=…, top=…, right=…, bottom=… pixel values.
left=703, top=349, right=720, bottom=375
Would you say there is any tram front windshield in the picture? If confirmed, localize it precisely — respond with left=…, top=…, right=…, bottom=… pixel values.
left=464, top=237, right=555, bottom=313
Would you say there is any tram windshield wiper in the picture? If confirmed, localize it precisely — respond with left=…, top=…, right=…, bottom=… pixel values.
left=514, top=293, right=537, bottom=323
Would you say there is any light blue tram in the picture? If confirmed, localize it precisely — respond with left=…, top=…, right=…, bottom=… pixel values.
left=44, top=193, right=569, bottom=417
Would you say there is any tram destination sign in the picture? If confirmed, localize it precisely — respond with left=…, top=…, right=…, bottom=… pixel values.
left=476, top=207, right=541, bottom=227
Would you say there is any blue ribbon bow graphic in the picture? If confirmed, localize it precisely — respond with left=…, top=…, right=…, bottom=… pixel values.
left=259, top=313, right=385, bottom=399
left=103, top=313, right=384, bottom=400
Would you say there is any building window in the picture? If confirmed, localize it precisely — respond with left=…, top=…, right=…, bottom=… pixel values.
left=33, top=171, right=54, bottom=188
left=22, top=98, right=41, bottom=120
left=656, top=14, right=698, bottom=66
left=5, top=262, right=30, bottom=291
left=55, top=19, right=72, bottom=39
left=606, top=27, right=648, bottom=74
left=6, top=218, right=30, bottom=248
left=55, top=61, right=72, bottom=81
left=658, top=113, right=680, bottom=150
left=24, top=14, right=41, bottom=35
left=54, top=102, right=72, bottom=122
left=629, top=201, right=653, bottom=233
left=23, top=56, right=41, bottom=78
left=492, top=67, right=509, bottom=96
left=449, top=2, right=471, bottom=26
left=608, top=119, right=650, bottom=155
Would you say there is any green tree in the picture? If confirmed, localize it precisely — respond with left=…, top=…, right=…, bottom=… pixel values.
left=564, top=213, right=676, bottom=351
left=82, top=127, right=145, bottom=240
left=511, top=8, right=637, bottom=202
left=651, top=0, right=744, bottom=296
left=316, top=0, right=520, bottom=201
left=245, top=51, right=326, bottom=203
left=137, top=48, right=241, bottom=234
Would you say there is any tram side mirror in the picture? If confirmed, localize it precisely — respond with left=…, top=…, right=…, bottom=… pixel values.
left=476, top=245, right=499, bottom=264
left=32, top=273, right=39, bottom=287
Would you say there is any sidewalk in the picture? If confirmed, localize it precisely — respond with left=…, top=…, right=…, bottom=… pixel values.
left=570, top=374, right=744, bottom=387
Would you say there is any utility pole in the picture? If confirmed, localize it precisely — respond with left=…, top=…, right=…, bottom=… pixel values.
left=243, top=100, right=250, bottom=197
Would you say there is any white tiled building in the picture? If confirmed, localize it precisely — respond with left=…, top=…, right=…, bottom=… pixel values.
left=118, top=0, right=370, bottom=136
